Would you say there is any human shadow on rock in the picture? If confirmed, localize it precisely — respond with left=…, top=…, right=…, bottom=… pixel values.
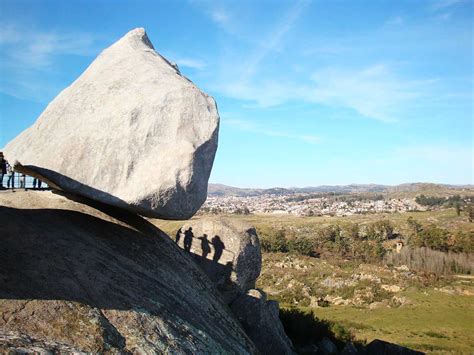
left=176, top=232, right=234, bottom=298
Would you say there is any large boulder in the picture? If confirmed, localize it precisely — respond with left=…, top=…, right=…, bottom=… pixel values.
left=177, top=217, right=261, bottom=303
left=0, top=191, right=256, bottom=354
left=230, top=289, right=295, bottom=355
left=3, top=28, right=219, bottom=220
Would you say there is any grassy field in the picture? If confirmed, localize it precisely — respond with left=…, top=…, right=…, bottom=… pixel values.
left=153, top=208, right=474, bottom=237
left=311, top=289, right=474, bottom=353
left=152, top=208, right=474, bottom=353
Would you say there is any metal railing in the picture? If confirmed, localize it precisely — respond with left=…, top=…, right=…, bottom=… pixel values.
left=0, top=172, right=50, bottom=191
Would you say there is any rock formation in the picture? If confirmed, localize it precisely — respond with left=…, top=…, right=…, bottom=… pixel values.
left=177, top=217, right=262, bottom=303
left=0, top=191, right=256, bottom=353
left=230, top=289, right=295, bottom=355
left=175, top=217, right=295, bottom=354
left=3, top=28, right=219, bottom=220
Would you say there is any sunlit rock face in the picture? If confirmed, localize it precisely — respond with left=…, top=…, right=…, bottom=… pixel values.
left=3, top=28, right=219, bottom=219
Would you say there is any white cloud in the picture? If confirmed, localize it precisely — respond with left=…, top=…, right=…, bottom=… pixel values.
left=0, top=23, right=103, bottom=101
left=210, top=8, right=230, bottom=25
left=174, top=57, right=206, bottom=70
left=240, top=0, right=309, bottom=82
left=309, top=64, right=428, bottom=122
left=430, top=0, right=465, bottom=10
left=0, top=24, right=101, bottom=69
left=216, top=64, right=433, bottom=122
left=385, top=16, right=404, bottom=26
left=224, top=118, right=320, bottom=144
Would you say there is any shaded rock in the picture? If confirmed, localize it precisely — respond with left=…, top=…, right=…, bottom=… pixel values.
left=366, top=339, right=424, bottom=355
left=230, top=289, right=295, bottom=355
left=178, top=217, right=261, bottom=303
left=296, top=343, right=319, bottom=355
left=0, top=191, right=256, bottom=353
left=318, top=337, right=338, bottom=354
left=3, top=28, right=219, bottom=220
left=340, top=342, right=360, bottom=355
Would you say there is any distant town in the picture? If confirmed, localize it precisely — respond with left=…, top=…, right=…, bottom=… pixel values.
left=199, top=183, right=474, bottom=217
left=200, top=193, right=423, bottom=216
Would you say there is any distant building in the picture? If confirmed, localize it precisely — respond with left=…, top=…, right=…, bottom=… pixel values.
left=396, top=241, right=404, bottom=253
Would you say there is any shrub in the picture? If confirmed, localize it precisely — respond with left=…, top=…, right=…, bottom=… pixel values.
left=288, top=236, right=315, bottom=256
left=384, top=247, right=474, bottom=275
left=260, top=230, right=289, bottom=253
left=279, top=307, right=353, bottom=348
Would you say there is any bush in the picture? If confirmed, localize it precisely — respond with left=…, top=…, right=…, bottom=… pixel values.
left=384, top=247, right=474, bottom=275
left=279, top=307, right=353, bottom=348
left=288, top=236, right=315, bottom=256
left=260, top=230, right=289, bottom=253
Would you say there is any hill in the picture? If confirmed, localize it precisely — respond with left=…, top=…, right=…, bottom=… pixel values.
left=208, top=183, right=473, bottom=198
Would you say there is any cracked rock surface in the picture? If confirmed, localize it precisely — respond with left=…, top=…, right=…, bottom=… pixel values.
left=0, top=191, right=256, bottom=354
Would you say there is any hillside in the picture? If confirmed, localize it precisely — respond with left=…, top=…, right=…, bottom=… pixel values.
left=208, top=183, right=473, bottom=198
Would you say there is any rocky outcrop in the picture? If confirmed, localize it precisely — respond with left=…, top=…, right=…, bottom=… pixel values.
left=3, top=28, right=219, bottom=220
left=230, top=289, right=295, bottom=355
left=177, top=217, right=261, bottom=303
left=0, top=191, right=256, bottom=353
left=175, top=217, right=295, bottom=354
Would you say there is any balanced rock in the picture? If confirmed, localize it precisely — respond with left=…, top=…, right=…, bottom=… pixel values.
left=3, top=28, right=219, bottom=219
left=0, top=191, right=256, bottom=353
left=177, top=217, right=262, bottom=303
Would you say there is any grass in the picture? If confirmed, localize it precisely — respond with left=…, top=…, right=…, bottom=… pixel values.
left=152, top=208, right=474, bottom=240
left=310, top=289, right=474, bottom=353
left=150, top=208, right=474, bottom=353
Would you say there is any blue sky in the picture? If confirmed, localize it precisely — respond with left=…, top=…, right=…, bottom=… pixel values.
left=0, top=0, right=472, bottom=187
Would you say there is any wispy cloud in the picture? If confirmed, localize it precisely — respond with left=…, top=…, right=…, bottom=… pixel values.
left=430, top=0, right=465, bottom=11
left=240, top=0, right=310, bottom=82
left=385, top=16, right=404, bottom=26
left=210, top=8, right=230, bottom=25
left=309, top=64, right=431, bottom=122
left=0, top=23, right=103, bottom=101
left=1, top=24, right=100, bottom=69
left=216, top=63, right=434, bottom=122
left=224, top=118, right=320, bottom=144
left=174, top=57, right=206, bottom=70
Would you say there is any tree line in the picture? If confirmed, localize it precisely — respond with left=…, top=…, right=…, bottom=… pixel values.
left=259, top=218, right=473, bottom=273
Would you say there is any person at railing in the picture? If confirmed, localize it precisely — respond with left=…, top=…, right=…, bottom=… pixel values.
left=6, top=161, right=14, bottom=189
left=20, top=173, right=26, bottom=189
left=0, top=152, right=6, bottom=189
left=33, top=178, right=42, bottom=190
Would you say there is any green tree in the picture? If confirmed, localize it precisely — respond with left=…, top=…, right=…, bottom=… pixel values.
left=466, top=204, right=474, bottom=223
left=455, top=202, right=461, bottom=216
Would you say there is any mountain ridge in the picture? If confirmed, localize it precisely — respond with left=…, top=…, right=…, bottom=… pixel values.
left=207, top=183, right=474, bottom=197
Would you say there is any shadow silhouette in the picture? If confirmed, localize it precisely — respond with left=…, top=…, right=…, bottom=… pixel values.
left=0, top=199, right=257, bottom=349
left=211, top=235, right=225, bottom=263
left=175, top=232, right=235, bottom=299
left=184, top=227, right=194, bottom=252
left=0, top=200, right=256, bottom=351
left=198, top=234, right=211, bottom=258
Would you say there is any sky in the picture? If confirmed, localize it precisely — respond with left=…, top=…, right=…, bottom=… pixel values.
left=0, top=0, right=472, bottom=188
